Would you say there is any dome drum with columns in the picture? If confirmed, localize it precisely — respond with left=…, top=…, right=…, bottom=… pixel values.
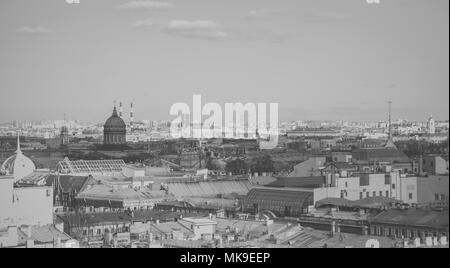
left=103, top=106, right=127, bottom=145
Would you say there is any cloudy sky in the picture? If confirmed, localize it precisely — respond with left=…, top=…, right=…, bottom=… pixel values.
left=0, top=0, right=448, bottom=123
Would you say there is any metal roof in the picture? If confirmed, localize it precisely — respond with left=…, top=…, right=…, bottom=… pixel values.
left=56, top=158, right=126, bottom=175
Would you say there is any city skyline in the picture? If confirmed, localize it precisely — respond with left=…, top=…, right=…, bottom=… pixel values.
left=0, top=0, right=448, bottom=250
left=1, top=0, right=449, bottom=122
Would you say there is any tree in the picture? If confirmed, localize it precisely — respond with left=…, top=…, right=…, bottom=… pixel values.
left=225, top=159, right=248, bottom=175
left=251, top=155, right=275, bottom=174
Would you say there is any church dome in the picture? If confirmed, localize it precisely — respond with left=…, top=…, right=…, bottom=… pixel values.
left=103, top=106, right=127, bottom=145
left=0, top=135, right=36, bottom=182
left=104, top=107, right=126, bottom=132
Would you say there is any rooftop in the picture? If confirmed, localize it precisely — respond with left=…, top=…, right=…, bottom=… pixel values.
left=316, top=197, right=401, bottom=210
left=17, top=225, right=71, bottom=245
left=371, top=208, right=449, bottom=229
left=180, top=217, right=218, bottom=226
left=58, top=211, right=204, bottom=226
left=56, top=158, right=126, bottom=175
left=267, top=176, right=325, bottom=188
left=76, top=184, right=167, bottom=202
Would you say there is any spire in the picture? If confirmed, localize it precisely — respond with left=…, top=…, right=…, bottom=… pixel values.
left=16, top=132, right=22, bottom=154
left=387, top=100, right=392, bottom=140
left=112, top=106, right=119, bottom=117
left=385, top=100, right=397, bottom=149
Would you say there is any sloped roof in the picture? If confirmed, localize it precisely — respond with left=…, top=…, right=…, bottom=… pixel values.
left=56, top=159, right=126, bottom=175
left=149, top=221, right=194, bottom=237
left=76, top=184, right=167, bottom=202
left=325, top=162, right=356, bottom=171
left=352, top=147, right=411, bottom=163
left=250, top=176, right=278, bottom=186
left=371, top=208, right=449, bottom=229
left=267, top=176, right=325, bottom=188
left=17, top=225, right=71, bottom=245
left=316, top=197, right=400, bottom=209
left=316, top=198, right=355, bottom=208
left=243, top=187, right=314, bottom=208
left=46, top=175, right=93, bottom=193
left=19, top=171, right=51, bottom=185
left=57, top=211, right=203, bottom=226
left=353, top=197, right=400, bottom=208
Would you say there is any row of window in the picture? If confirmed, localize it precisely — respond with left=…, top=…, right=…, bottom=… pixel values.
left=82, top=225, right=129, bottom=237
left=104, top=135, right=125, bottom=143
left=434, top=194, right=447, bottom=201
left=359, top=191, right=390, bottom=199
left=370, top=225, right=446, bottom=240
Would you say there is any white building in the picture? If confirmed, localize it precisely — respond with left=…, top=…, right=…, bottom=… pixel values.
left=313, top=173, right=401, bottom=204
left=179, top=217, right=217, bottom=240
left=0, top=135, right=53, bottom=226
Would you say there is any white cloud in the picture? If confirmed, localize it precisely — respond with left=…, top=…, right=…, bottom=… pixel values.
left=130, top=18, right=154, bottom=27
left=16, top=26, right=51, bottom=35
left=116, top=1, right=174, bottom=11
left=162, top=20, right=232, bottom=40
left=246, top=9, right=280, bottom=20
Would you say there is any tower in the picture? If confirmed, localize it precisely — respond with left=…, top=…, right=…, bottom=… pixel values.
left=387, top=100, right=392, bottom=140
left=60, top=113, right=70, bottom=146
left=427, top=114, right=436, bottom=134
left=119, top=102, right=123, bottom=118
left=385, top=101, right=397, bottom=149
left=130, top=102, right=134, bottom=128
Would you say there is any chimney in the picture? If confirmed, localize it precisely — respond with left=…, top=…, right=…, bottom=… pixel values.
left=130, top=102, right=134, bottom=127
left=54, top=235, right=61, bottom=248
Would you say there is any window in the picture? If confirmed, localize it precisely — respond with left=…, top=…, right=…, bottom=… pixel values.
left=440, top=194, right=446, bottom=201
left=392, top=184, right=396, bottom=189
left=435, top=194, right=440, bottom=201
left=409, top=193, right=413, bottom=200
left=360, top=192, right=363, bottom=199
left=373, top=191, right=376, bottom=197
left=366, top=192, right=370, bottom=198
left=97, top=229, right=101, bottom=235
left=345, top=182, right=348, bottom=188
left=386, top=191, right=389, bottom=197
left=379, top=191, right=383, bottom=197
